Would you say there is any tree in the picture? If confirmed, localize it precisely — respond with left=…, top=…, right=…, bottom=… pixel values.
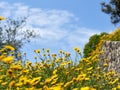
left=101, top=0, right=120, bottom=24
left=83, top=32, right=108, bottom=58
left=0, top=17, right=38, bottom=59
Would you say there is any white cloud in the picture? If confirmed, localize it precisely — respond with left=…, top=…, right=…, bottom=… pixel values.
left=65, top=27, right=101, bottom=49
left=0, top=1, right=102, bottom=54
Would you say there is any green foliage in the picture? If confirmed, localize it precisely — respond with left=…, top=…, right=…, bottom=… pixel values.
left=83, top=32, right=108, bottom=58
left=101, top=0, right=120, bottom=24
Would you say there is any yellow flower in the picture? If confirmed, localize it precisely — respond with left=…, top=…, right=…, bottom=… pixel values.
left=75, top=68, right=82, bottom=71
left=72, top=78, right=77, bottom=82
left=49, top=85, right=63, bottom=90
left=53, top=69, right=57, bottom=74
left=66, top=71, right=69, bottom=75
left=96, top=66, right=101, bottom=70
left=22, top=69, right=29, bottom=74
left=0, top=16, right=6, bottom=20
left=56, top=83, right=64, bottom=86
left=34, top=50, right=40, bottom=53
left=117, top=84, right=120, bottom=89
left=0, top=55, right=6, bottom=60
left=9, top=80, right=15, bottom=88
left=4, top=45, right=15, bottom=51
left=103, top=63, right=108, bottom=67
left=34, top=56, right=37, bottom=59
left=31, top=77, right=42, bottom=86
left=46, top=48, right=50, bottom=53
left=85, top=78, right=90, bottom=81
left=80, top=87, right=96, bottom=90
left=10, top=64, right=22, bottom=70
left=77, top=74, right=86, bottom=81
left=15, top=83, right=23, bottom=87
left=0, top=80, right=2, bottom=83
left=59, top=50, right=63, bottom=53
left=52, top=53, right=57, bottom=57
left=26, top=61, right=32, bottom=68
left=64, top=81, right=73, bottom=88
left=51, top=77, right=58, bottom=85
left=65, top=52, right=71, bottom=57
left=16, top=87, right=20, bottom=90
left=108, top=70, right=115, bottom=76
left=1, top=82, right=7, bottom=86
left=45, top=78, right=52, bottom=85
left=7, top=69, right=14, bottom=77
left=67, top=61, right=72, bottom=64
left=40, top=82, right=44, bottom=85
left=0, top=75, right=6, bottom=79
left=17, top=52, right=21, bottom=57
left=87, top=67, right=93, bottom=71
left=112, top=88, right=117, bottom=90
left=43, top=85, right=49, bottom=90
left=55, top=59, right=61, bottom=63
left=60, top=61, right=67, bottom=66
left=73, top=47, right=81, bottom=53
left=51, top=74, right=58, bottom=80
left=19, top=76, right=28, bottom=85
left=2, top=56, right=14, bottom=64
left=73, top=88, right=78, bottom=90
left=112, top=78, right=119, bottom=84
left=25, top=87, right=35, bottom=90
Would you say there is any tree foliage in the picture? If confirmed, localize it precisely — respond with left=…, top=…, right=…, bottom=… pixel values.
left=0, top=17, right=37, bottom=59
left=83, top=32, right=108, bottom=58
left=101, top=0, right=120, bottom=24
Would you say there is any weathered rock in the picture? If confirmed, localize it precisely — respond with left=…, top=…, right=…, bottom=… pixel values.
left=99, top=41, right=120, bottom=73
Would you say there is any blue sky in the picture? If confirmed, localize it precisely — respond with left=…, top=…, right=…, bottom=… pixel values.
left=0, top=0, right=116, bottom=62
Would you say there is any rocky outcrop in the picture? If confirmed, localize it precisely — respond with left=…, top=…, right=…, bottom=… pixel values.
left=99, top=41, right=120, bottom=73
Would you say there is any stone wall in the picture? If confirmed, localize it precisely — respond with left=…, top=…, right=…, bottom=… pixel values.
left=99, top=41, right=120, bottom=73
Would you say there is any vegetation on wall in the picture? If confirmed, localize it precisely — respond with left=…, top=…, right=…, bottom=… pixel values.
left=83, top=32, right=108, bottom=58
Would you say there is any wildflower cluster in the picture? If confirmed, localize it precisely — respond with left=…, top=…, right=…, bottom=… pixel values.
left=0, top=46, right=120, bottom=90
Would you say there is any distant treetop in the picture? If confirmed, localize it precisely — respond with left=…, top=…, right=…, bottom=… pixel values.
left=101, top=0, right=120, bottom=25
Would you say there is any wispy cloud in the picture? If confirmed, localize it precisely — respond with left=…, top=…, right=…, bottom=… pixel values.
left=0, top=1, right=101, bottom=54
